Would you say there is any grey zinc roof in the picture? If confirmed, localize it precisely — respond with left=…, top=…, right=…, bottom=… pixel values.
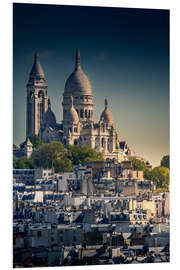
left=64, top=51, right=92, bottom=96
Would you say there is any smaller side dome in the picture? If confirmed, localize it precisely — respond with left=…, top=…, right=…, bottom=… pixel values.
left=100, top=97, right=114, bottom=124
left=67, top=96, right=79, bottom=124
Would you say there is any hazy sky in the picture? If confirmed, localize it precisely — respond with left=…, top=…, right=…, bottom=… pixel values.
left=13, top=3, right=169, bottom=166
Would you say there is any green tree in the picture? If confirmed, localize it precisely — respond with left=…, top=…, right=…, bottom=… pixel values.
left=130, top=157, right=146, bottom=171
left=28, top=134, right=43, bottom=149
left=143, top=168, right=153, bottom=180
left=160, top=155, right=170, bottom=169
left=31, top=142, right=67, bottom=169
left=54, top=158, right=73, bottom=173
left=13, top=157, right=36, bottom=169
left=151, top=166, right=170, bottom=191
left=67, top=145, right=104, bottom=165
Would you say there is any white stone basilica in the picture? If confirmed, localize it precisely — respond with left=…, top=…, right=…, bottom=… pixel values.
left=26, top=50, right=134, bottom=161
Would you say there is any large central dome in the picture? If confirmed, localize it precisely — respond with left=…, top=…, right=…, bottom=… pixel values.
left=64, top=50, right=92, bottom=96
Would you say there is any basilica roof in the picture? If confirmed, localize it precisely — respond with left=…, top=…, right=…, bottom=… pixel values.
left=43, top=99, right=56, bottom=128
left=64, top=50, right=92, bottom=96
left=29, top=51, right=45, bottom=80
left=43, top=108, right=56, bottom=128
left=100, top=98, right=114, bottom=124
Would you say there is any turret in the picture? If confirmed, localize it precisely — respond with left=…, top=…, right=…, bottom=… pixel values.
left=26, top=51, right=49, bottom=137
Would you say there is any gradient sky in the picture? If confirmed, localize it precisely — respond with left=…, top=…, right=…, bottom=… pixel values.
left=13, top=3, right=169, bottom=167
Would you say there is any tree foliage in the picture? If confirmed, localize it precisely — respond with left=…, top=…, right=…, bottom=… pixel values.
left=31, top=142, right=66, bottom=169
left=129, top=157, right=170, bottom=192
left=151, top=166, right=170, bottom=190
left=160, top=155, right=170, bottom=169
left=67, top=145, right=104, bottom=165
left=13, top=157, right=36, bottom=169
left=54, top=158, right=73, bottom=173
left=16, top=142, right=104, bottom=172
left=130, top=157, right=146, bottom=171
left=28, top=134, right=43, bottom=149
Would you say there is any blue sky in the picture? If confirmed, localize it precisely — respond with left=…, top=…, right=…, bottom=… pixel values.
left=13, top=3, right=169, bottom=166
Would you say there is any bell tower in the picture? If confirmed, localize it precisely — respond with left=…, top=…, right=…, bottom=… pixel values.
left=26, top=51, right=49, bottom=137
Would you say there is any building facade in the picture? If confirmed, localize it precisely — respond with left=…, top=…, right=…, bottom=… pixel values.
left=26, top=50, right=134, bottom=161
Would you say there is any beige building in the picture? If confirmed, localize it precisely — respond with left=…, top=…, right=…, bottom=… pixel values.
left=26, top=50, right=134, bottom=162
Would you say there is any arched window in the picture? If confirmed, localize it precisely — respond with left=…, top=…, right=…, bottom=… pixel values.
left=95, top=137, right=99, bottom=150
left=108, top=138, right=111, bottom=152
left=88, top=110, right=91, bottom=118
left=80, top=109, right=84, bottom=118
left=102, top=124, right=105, bottom=132
left=85, top=110, right=87, bottom=118
left=74, top=139, right=78, bottom=145
left=101, top=138, right=105, bottom=147
left=38, top=90, right=44, bottom=98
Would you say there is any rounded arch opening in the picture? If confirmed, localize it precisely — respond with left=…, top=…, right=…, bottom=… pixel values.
left=38, top=90, right=44, bottom=98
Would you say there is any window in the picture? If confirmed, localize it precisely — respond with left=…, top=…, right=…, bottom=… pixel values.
left=108, top=138, right=110, bottom=151
left=74, top=128, right=78, bottom=133
left=101, top=138, right=105, bottom=147
left=37, top=231, right=42, bottom=237
left=38, top=91, right=44, bottom=98
left=74, top=139, right=78, bottom=145
left=80, top=109, right=84, bottom=118
left=85, top=110, right=87, bottom=118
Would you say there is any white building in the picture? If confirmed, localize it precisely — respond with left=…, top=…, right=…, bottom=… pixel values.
left=26, top=50, right=134, bottom=162
left=56, top=172, right=76, bottom=192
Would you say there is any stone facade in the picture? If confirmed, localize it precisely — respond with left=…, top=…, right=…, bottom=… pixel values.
left=26, top=50, right=134, bottom=162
